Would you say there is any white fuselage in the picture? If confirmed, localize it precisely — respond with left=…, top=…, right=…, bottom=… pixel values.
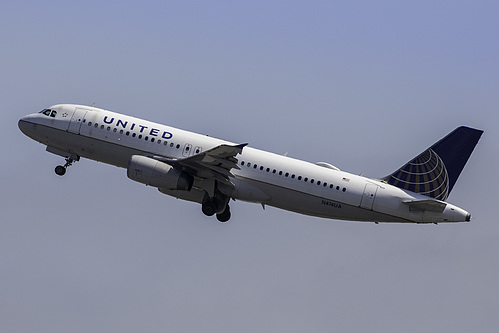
left=19, top=104, right=471, bottom=223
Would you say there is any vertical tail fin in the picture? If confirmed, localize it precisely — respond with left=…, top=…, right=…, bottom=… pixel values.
left=383, top=126, right=483, bottom=200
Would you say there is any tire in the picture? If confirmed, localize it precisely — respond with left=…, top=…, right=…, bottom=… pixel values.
left=216, top=206, right=231, bottom=223
left=202, top=201, right=216, bottom=216
left=55, top=165, right=66, bottom=176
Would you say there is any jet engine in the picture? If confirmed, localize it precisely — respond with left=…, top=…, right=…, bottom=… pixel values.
left=127, top=155, right=193, bottom=191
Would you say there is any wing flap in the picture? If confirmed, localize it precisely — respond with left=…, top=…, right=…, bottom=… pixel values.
left=195, top=161, right=235, bottom=177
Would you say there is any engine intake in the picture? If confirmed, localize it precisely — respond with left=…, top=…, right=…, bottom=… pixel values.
left=127, top=155, right=193, bottom=191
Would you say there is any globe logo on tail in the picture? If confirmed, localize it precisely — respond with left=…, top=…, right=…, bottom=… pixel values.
left=383, top=149, right=449, bottom=200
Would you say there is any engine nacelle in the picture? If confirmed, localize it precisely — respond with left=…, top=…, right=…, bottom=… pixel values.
left=127, top=155, right=193, bottom=191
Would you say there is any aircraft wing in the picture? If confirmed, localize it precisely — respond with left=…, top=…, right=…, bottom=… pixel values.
left=152, top=143, right=247, bottom=187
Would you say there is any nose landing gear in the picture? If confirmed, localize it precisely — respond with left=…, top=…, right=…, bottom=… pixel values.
left=55, top=156, right=78, bottom=176
left=55, top=165, right=66, bottom=176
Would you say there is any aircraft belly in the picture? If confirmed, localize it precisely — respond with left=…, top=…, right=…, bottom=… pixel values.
left=35, top=126, right=138, bottom=168
left=230, top=177, right=271, bottom=202
left=72, top=137, right=140, bottom=168
left=234, top=177, right=406, bottom=222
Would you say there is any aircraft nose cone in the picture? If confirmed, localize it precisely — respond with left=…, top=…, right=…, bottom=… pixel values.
left=18, top=118, right=29, bottom=135
left=18, top=116, right=36, bottom=137
left=17, top=118, right=28, bottom=134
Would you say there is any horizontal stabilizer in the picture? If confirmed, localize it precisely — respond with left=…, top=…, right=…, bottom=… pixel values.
left=403, top=200, right=446, bottom=213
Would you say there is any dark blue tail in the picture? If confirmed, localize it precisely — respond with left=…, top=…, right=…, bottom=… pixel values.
left=383, top=126, right=483, bottom=200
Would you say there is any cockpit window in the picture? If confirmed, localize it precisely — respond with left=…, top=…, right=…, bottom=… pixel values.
left=39, top=109, right=56, bottom=117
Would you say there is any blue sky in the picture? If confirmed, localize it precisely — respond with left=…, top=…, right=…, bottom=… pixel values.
left=2, top=1, right=499, bottom=332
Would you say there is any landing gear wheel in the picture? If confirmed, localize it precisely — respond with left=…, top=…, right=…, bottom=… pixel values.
left=55, top=165, right=66, bottom=176
left=54, top=156, right=78, bottom=176
left=216, top=205, right=231, bottom=223
left=202, top=201, right=217, bottom=217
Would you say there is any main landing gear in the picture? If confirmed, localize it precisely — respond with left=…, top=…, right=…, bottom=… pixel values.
left=55, top=156, right=78, bottom=176
left=202, top=194, right=231, bottom=223
left=216, top=205, right=231, bottom=223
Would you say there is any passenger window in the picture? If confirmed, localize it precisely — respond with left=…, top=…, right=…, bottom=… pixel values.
left=317, top=181, right=321, bottom=185
left=241, top=161, right=245, bottom=166
left=342, top=188, right=346, bottom=192
left=260, top=166, right=264, bottom=171
left=298, top=176, right=302, bottom=180
left=266, top=168, right=270, bottom=172
left=132, top=133, right=136, bottom=137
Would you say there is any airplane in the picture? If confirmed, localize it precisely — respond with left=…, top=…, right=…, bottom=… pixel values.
left=18, top=104, right=483, bottom=224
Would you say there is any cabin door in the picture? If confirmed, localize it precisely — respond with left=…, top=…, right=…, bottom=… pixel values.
left=360, top=183, right=378, bottom=210
left=68, top=109, right=88, bottom=134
